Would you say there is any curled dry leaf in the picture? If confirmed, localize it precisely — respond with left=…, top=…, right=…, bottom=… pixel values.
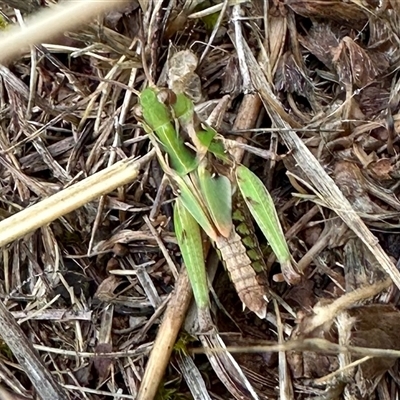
left=334, top=161, right=386, bottom=214
left=267, top=9, right=287, bottom=74
left=388, top=0, right=400, bottom=13
left=300, top=24, right=389, bottom=88
left=274, top=52, right=309, bottom=94
left=168, top=50, right=202, bottom=102
left=221, top=56, right=243, bottom=98
left=367, top=158, right=395, bottom=181
left=332, top=37, right=382, bottom=87
left=297, top=22, right=341, bottom=69
left=286, top=0, right=369, bottom=30
left=94, top=343, right=114, bottom=383
left=343, top=305, right=400, bottom=398
left=288, top=300, right=400, bottom=397
left=343, top=238, right=387, bottom=292
left=359, top=84, right=390, bottom=117
left=104, top=2, right=140, bottom=29
left=94, top=275, right=123, bottom=302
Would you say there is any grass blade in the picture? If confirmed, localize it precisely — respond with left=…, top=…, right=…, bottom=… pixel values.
left=236, top=165, right=301, bottom=284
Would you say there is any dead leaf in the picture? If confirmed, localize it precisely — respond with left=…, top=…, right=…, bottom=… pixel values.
left=94, top=343, right=114, bottom=383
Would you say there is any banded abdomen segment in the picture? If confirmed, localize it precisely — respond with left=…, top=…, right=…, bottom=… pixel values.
left=232, top=191, right=269, bottom=277
left=214, top=228, right=268, bottom=318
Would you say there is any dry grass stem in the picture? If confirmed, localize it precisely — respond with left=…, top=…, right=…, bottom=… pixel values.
left=0, top=150, right=155, bottom=247
left=0, top=1, right=127, bottom=63
left=137, top=269, right=193, bottom=400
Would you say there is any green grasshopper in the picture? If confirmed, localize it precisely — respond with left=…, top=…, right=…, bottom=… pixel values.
left=136, top=87, right=297, bottom=323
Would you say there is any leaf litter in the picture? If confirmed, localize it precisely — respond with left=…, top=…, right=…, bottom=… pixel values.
left=0, top=0, right=400, bottom=399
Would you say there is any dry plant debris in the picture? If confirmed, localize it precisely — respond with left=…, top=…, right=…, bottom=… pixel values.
left=0, top=0, right=399, bottom=399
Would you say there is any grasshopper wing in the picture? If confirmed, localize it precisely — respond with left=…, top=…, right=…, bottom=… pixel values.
left=236, top=165, right=301, bottom=284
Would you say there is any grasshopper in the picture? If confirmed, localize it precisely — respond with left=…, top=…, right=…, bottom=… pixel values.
left=135, top=87, right=297, bottom=323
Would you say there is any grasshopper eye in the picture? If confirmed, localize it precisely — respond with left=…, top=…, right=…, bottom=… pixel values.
left=133, top=104, right=143, bottom=120
left=157, top=89, right=176, bottom=106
